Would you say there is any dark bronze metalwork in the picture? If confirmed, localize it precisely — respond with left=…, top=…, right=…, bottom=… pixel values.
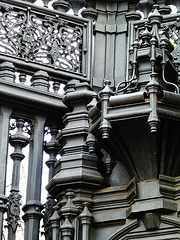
left=0, top=5, right=82, bottom=72
left=0, top=0, right=180, bottom=240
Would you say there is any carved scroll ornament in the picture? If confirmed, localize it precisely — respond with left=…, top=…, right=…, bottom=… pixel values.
left=0, top=4, right=83, bottom=72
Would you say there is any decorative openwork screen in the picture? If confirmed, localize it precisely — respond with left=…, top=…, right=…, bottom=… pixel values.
left=0, top=0, right=92, bottom=82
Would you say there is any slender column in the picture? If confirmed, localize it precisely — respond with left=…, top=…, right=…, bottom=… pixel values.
left=19, top=73, right=27, bottom=85
left=22, top=115, right=46, bottom=240
left=45, top=126, right=60, bottom=182
left=7, top=119, right=29, bottom=240
left=53, top=82, right=60, bottom=94
left=0, top=106, right=12, bottom=240
left=44, top=126, right=60, bottom=240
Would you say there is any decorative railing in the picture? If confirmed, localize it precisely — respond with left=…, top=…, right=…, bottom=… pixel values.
left=0, top=0, right=92, bottom=82
left=116, top=5, right=180, bottom=94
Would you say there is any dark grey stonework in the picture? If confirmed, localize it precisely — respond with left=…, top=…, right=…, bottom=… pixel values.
left=0, top=0, right=180, bottom=239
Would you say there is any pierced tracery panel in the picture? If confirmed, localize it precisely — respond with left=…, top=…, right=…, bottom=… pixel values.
left=0, top=3, right=83, bottom=73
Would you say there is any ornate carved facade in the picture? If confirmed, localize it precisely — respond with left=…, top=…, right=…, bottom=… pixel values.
left=0, top=0, right=180, bottom=239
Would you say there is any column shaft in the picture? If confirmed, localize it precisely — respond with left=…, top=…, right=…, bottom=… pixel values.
left=0, top=106, right=12, bottom=240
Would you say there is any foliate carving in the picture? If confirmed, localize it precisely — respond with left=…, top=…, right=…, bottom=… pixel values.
left=7, top=192, right=22, bottom=232
left=0, top=5, right=83, bottom=72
